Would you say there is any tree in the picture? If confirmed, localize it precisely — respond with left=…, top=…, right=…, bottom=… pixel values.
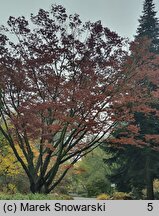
left=103, top=136, right=159, bottom=199
left=70, top=147, right=111, bottom=197
left=133, top=0, right=159, bottom=199
left=0, top=133, right=22, bottom=193
left=0, top=5, right=127, bottom=194
left=136, top=0, right=159, bottom=53
left=106, top=39, right=159, bottom=200
left=103, top=0, right=159, bottom=200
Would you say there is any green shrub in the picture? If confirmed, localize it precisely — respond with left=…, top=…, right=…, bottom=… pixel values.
left=2, top=183, right=17, bottom=194
left=96, top=193, right=111, bottom=200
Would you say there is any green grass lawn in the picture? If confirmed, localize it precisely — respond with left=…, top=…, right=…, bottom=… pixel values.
left=0, top=193, right=73, bottom=200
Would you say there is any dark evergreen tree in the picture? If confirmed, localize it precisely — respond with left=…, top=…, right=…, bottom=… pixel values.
left=102, top=136, right=159, bottom=199
left=136, top=0, right=159, bottom=53
left=102, top=0, right=159, bottom=200
left=102, top=119, right=159, bottom=200
left=134, top=0, right=159, bottom=199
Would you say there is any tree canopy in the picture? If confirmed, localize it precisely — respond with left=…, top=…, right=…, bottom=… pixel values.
left=0, top=4, right=128, bottom=193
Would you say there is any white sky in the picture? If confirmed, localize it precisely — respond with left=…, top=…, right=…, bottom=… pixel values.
left=0, top=0, right=159, bottom=39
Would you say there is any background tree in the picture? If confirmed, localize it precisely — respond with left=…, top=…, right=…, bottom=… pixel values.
left=136, top=0, right=159, bottom=53
left=69, top=147, right=111, bottom=197
left=104, top=38, right=159, bottom=200
left=0, top=5, right=127, bottom=194
left=0, top=133, right=21, bottom=193
left=130, top=0, right=159, bottom=199
left=103, top=134, right=159, bottom=199
left=102, top=0, right=159, bottom=200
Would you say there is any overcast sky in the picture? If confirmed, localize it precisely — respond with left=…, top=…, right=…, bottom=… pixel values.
left=0, top=0, right=159, bottom=39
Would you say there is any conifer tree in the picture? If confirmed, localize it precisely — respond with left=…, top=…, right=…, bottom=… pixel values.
left=103, top=0, right=159, bottom=200
left=136, top=0, right=159, bottom=53
left=134, top=0, right=159, bottom=199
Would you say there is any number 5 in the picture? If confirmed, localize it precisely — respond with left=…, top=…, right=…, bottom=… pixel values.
left=147, top=203, right=153, bottom=211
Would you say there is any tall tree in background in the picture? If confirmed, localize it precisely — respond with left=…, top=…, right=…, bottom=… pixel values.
left=103, top=0, right=159, bottom=200
left=103, top=0, right=159, bottom=199
left=133, top=0, right=159, bottom=199
left=136, top=0, right=159, bottom=53
left=104, top=38, right=159, bottom=200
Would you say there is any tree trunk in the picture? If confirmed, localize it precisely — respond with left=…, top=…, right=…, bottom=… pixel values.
left=146, top=155, right=154, bottom=200
left=29, top=180, right=49, bottom=194
left=146, top=175, right=154, bottom=200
